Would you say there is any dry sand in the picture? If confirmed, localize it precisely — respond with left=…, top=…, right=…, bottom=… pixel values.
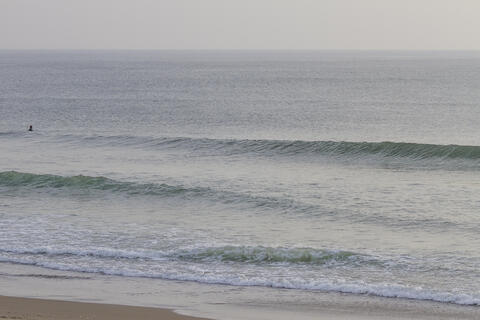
left=0, top=295, right=209, bottom=320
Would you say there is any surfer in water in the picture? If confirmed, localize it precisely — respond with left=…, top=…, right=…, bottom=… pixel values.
left=28, top=125, right=33, bottom=131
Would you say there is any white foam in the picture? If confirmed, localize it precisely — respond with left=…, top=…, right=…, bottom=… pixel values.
left=1, top=254, right=479, bottom=306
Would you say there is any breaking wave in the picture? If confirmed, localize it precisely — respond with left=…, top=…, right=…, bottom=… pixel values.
left=1, top=245, right=479, bottom=305
left=0, top=245, right=366, bottom=266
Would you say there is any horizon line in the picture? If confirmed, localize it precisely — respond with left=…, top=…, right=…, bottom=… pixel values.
left=1, top=48, right=480, bottom=52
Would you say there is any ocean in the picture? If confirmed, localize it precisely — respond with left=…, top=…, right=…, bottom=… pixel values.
left=1, top=50, right=479, bottom=318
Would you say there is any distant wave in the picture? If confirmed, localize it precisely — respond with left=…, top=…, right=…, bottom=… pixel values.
left=1, top=245, right=479, bottom=306
left=0, top=131, right=26, bottom=137
left=53, top=134, right=480, bottom=163
left=4, top=132, right=480, bottom=167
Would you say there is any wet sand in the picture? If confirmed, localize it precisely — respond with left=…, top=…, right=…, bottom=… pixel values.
left=1, top=294, right=479, bottom=320
left=0, top=295, right=209, bottom=320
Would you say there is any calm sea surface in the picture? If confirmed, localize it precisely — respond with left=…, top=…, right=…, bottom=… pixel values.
left=1, top=50, right=480, bottom=307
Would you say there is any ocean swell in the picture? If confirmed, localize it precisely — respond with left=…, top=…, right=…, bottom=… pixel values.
left=0, top=171, right=469, bottom=231
left=53, top=134, right=480, bottom=161
left=0, top=171, right=207, bottom=197
left=0, top=171, right=316, bottom=215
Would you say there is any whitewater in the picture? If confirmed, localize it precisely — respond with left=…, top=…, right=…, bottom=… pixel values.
left=1, top=50, right=480, bottom=313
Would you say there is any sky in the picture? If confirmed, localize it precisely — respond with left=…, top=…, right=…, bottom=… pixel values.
left=1, top=0, right=479, bottom=50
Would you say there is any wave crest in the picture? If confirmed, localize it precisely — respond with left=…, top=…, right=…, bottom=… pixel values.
left=178, top=246, right=361, bottom=265
left=0, top=245, right=369, bottom=266
left=55, top=134, right=480, bottom=162
left=0, top=171, right=204, bottom=196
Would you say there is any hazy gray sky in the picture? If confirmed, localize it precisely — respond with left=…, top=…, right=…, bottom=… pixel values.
left=1, top=0, right=479, bottom=50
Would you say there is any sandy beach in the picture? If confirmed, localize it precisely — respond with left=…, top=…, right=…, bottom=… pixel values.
left=0, top=295, right=209, bottom=320
left=1, top=293, right=479, bottom=320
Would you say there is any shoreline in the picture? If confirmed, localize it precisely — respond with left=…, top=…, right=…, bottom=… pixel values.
left=1, top=293, right=479, bottom=320
left=1, top=263, right=479, bottom=320
left=0, top=295, right=210, bottom=320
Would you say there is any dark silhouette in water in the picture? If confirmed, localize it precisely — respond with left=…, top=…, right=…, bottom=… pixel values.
left=28, top=125, right=33, bottom=131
